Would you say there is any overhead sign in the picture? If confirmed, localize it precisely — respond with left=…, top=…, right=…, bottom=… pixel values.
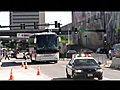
left=17, top=33, right=31, bottom=38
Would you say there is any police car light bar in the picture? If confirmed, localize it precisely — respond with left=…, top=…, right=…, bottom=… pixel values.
left=85, top=54, right=91, bottom=57
left=80, top=54, right=91, bottom=57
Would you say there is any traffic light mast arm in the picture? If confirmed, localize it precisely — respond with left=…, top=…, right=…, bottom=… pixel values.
left=0, top=22, right=62, bottom=28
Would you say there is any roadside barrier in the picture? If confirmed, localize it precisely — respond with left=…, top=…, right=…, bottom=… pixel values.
left=9, top=69, right=14, bottom=80
left=25, top=61, right=28, bottom=69
left=21, top=61, right=24, bottom=67
left=91, top=54, right=108, bottom=64
left=110, top=57, right=120, bottom=69
left=37, top=66, right=41, bottom=76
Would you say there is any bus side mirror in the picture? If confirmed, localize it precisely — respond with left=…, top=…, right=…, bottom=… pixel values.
left=34, top=37, right=36, bottom=43
left=58, top=36, right=61, bottom=42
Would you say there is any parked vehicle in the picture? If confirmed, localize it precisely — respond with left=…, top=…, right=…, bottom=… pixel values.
left=66, top=50, right=77, bottom=58
left=108, top=43, right=120, bottom=59
left=15, top=50, right=29, bottom=59
left=80, top=49, right=94, bottom=54
left=96, top=47, right=107, bottom=54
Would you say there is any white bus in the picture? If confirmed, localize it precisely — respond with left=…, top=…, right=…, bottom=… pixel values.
left=28, top=32, right=60, bottom=63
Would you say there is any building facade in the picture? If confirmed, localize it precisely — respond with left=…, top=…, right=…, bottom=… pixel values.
left=9, top=11, right=45, bottom=30
left=73, top=12, right=120, bottom=49
left=61, top=11, right=120, bottom=50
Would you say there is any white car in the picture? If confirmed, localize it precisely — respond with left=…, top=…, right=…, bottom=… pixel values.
left=16, top=51, right=24, bottom=59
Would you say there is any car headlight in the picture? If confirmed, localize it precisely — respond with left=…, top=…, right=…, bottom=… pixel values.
left=96, top=68, right=103, bottom=72
left=74, top=70, right=83, bottom=72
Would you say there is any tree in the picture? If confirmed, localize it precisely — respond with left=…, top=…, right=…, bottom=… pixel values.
left=115, top=28, right=120, bottom=42
left=59, top=36, right=73, bottom=46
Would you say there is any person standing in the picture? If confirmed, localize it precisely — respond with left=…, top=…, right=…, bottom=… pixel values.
left=5, top=50, right=10, bottom=60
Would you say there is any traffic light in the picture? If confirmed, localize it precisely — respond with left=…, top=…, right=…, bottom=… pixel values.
left=20, top=23, right=25, bottom=29
left=74, top=28, right=78, bottom=34
left=58, top=28, right=62, bottom=35
left=106, top=43, right=108, bottom=46
left=58, top=23, right=60, bottom=28
left=34, top=22, right=38, bottom=29
left=103, top=37, right=107, bottom=44
left=103, top=37, right=109, bottom=46
left=55, top=21, right=58, bottom=28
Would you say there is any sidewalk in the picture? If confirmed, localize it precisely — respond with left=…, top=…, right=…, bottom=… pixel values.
left=0, top=58, right=52, bottom=80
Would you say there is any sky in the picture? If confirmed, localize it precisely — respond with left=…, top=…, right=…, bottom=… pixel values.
left=0, top=11, right=72, bottom=30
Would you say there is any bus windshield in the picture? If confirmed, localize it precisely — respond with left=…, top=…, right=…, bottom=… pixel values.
left=36, top=34, right=58, bottom=50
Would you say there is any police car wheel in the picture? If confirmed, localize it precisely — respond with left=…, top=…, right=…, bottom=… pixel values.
left=66, top=69, right=71, bottom=79
left=98, top=77, right=103, bottom=80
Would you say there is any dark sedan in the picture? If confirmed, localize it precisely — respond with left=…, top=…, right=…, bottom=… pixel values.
left=81, top=49, right=94, bottom=54
left=66, top=50, right=77, bottom=58
left=66, top=56, right=103, bottom=80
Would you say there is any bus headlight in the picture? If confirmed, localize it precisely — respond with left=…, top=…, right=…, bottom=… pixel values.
left=96, top=68, right=103, bottom=72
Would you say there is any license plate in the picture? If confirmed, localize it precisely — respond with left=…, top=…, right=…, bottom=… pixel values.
left=87, top=74, right=93, bottom=77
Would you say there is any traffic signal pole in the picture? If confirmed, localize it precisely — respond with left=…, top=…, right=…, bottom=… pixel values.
left=103, top=12, right=110, bottom=50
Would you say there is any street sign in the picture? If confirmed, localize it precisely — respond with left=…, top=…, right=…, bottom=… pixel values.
left=79, top=29, right=105, bottom=32
left=80, top=30, right=89, bottom=32
left=17, top=33, right=31, bottom=38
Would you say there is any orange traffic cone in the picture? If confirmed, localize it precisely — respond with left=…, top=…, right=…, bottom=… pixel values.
left=9, top=69, right=14, bottom=80
left=21, top=61, right=24, bottom=67
left=25, top=61, right=28, bottom=69
left=37, top=66, right=41, bottom=76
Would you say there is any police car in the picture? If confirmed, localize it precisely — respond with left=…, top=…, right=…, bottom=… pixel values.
left=66, top=53, right=103, bottom=80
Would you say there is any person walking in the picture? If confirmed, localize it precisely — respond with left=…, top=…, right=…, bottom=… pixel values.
left=5, top=50, right=10, bottom=60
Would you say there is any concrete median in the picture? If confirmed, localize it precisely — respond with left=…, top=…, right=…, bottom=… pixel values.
left=91, top=54, right=109, bottom=65
left=110, top=57, right=120, bottom=69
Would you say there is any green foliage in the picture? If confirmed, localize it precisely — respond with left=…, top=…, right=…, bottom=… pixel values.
left=59, top=36, right=73, bottom=46
left=115, top=28, right=120, bottom=39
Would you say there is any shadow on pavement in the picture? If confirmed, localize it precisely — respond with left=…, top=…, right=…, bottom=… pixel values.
left=51, top=77, right=98, bottom=81
left=1, top=62, right=21, bottom=67
left=1, top=61, right=55, bottom=67
left=105, top=67, right=120, bottom=71
left=28, top=61, right=55, bottom=65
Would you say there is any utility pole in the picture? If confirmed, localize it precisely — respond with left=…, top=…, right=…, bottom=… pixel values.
left=84, top=35, right=87, bottom=47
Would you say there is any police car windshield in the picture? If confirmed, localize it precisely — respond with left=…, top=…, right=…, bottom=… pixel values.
left=74, top=59, right=98, bottom=66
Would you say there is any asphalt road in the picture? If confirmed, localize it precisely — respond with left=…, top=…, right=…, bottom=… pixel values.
left=2, top=57, right=120, bottom=80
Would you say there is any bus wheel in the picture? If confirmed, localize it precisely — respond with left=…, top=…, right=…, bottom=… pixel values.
left=54, top=61, right=58, bottom=63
